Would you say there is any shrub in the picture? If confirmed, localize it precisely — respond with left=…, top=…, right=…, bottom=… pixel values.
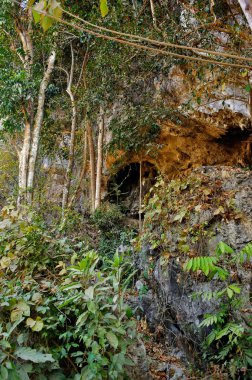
left=92, top=203, right=136, bottom=259
left=0, top=208, right=137, bottom=379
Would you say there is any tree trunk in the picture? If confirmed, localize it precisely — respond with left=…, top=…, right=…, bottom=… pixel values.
left=15, top=12, right=34, bottom=208
left=17, top=120, right=31, bottom=207
left=86, top=120, right=96, bottom=212
left=94, top=110, right=104, bottom=210
left=26, top=50, right=56, bottom=204
left=62, top=45, right=77, bottom=214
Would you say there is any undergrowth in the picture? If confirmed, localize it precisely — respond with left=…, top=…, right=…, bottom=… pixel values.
left=0, top=205, right=137, bottom=380
left=184, top=241, right=252, bottom=379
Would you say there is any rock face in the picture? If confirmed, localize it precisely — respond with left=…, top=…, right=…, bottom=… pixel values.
left=137, top=166, right=252, bottom=362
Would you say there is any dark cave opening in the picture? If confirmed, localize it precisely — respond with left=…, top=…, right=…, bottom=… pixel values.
left=107, top=161, right=158, bottom=218
left=216, top=126, right=251, bottom=146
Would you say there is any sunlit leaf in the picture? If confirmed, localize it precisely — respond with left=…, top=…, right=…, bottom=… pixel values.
left=100, top=0, right=109, bottom=17
left=15, top=347, right=55, bottom=363
left=41, top=16, right=54, bottom=32
left=106, top=331, right=118, bottom=349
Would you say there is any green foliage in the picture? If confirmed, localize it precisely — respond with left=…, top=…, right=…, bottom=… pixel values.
left=100, top=0, right=109, bottom=18
left=91, top=203, right=137, bottom=259
left=0, top=147, right=18, bottom=204
left=31, top=0, right=63, bottom=32
left=140, top=171, right=240, bottom=254
left=184, top=241, right=252, bottom=379
left=92, top=203, right=124, bottom=233
left=0, top=208, right=137, bottom=379
left=0, top=205, right=72, bottom=274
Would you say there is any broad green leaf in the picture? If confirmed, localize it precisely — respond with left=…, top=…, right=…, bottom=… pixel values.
left=76, top=311, right=89, bottom=326
left=87, top=301, right=96, bottom=313
left=16, top=367, right=30, bottom=380
left=106, top=331, right=118, bottom=349
left=32, top=318, right=44, bottom=332
left=229, top=284, right=241, bottom=294
left=100, top=0, right=109, bottom=17
left=227, top=287, right=233, bottom=299
left=15, top=347, right=55, bottom=363
left=0, top=340, right=11, bottom=349
left=27, top=317, right=44, bottom=332
left=32, top=1, right=46, bottom=24
left=41, top=16, right=54, bottom=32
left=53, top=6, right=63, bottom=20
left=47, top=0, right=63, bottom=21
left=26, top=317, right=36, bottom=329
left=31, top=292, right=42, bottom=304
left=91, top=341, right=100, bottom=354
left=11, top=301, right=30, bottom=322
left=85, top=286, right=94, bottom=300
left=0, top=256, right=11, bottom=269
left=1, top=366, right=8, bottom=380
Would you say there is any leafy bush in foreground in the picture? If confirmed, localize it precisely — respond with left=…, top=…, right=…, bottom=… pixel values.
left=0, top=207, right=137, bottom=379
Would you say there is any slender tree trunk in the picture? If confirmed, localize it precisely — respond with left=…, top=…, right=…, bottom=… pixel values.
left=17, top=120, right=31, bottom=207
left=27, top=50, right=56, bottom=204
left=94, top=110, right=104, bottom=210
left=62, top=45, right=77, bottom=213
left=15, top=12, right=34, bottom=208
left=139, top=160, right=142, bottom=231
left=86, top=120, right=96, bottom=212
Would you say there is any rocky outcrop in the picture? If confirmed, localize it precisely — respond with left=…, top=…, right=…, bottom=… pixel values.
left=136, top=166, right=252, bottom=364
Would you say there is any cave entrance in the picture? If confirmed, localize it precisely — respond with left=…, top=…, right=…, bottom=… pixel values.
left=107, top=161, right=158, bottom=218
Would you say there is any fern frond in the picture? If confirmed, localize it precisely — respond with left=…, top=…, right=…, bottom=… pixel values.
left=216, top=241, right=234, bottom=256
left=184, top=256, right=217, bottom=276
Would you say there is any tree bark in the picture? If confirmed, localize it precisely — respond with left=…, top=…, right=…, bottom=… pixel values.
left=62, top=45, right=77, bottom=213
left=26, top=50, right=56, bottom=204
left=86, top=120, right=96, bottom=212
left=15, top=11, right=34, bottom=208
left=17, top=120, right=31, bottom=207
left=94, top=110, right=104, bottom=210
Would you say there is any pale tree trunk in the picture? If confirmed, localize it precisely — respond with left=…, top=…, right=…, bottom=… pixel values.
left=237, top=1, right=252, bottom=32
left=15, top=13, right=34, bottom=208
left=17, top=120, right=31, bottom=207
left=86, top=120, right=96, bottom=212
left=62, top=45, right=77, bottom=213
left=94, top=110, right=105, bottom=210
left=26, top=50, right=56, bottom=204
